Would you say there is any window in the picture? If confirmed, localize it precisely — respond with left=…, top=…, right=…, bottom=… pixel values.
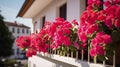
left=17, top=48, right=19, bottom=54
left=26, top=29, right=29, bottom=34
left=12, top=27, right=15, bottom=33
left=12, top=49, right=15, bottom=54
left=42, top=16, right=45, bottom=27
left=17, top=28, right=20, bottom=33
left=36, top=30, right=38, bottom=34
left=59, top=3, right=67, bottom=20
left=85, top=0, right=88, bottom=8
left=22, top=29, right=24, bottom=33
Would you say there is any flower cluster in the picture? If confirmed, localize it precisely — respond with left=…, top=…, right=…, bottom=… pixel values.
left=16, top=0, right=120, bottom=61
left=90, top=32, right=112, bottom=57
left=16, top=36, right=31, bottom=49
left=16, top=18, right=80, bottom=57
left=78, top=0, right=120, bottom=61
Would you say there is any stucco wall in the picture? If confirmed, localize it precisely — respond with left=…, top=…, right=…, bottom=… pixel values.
left=28, top=54, right=104, bottom=67
left=32, top=0, right=85, bottom=33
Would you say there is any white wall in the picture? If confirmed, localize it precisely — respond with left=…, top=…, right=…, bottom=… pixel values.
left=29, top=56, right=54, bottom=67
left=32, top=0, right=86, bottom=33
left=32, top=0, right=67, bottom=33
left=28, top=54, right=104, bottom=67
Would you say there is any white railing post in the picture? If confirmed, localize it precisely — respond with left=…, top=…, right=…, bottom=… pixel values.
left=103, top=61, right=105, bottom=67
left=71, top=52, right=73, bottom=58
left=55, top=50, right=56, bottom=54
left=76, top=51, right=78, bottom=59
left=57, top=50, right=59, bottom=55
left=88, top=46, right=90, bottom=62
left=67, top=52, right=69, bottom=57
left=81, top=49, right=84, bottom=61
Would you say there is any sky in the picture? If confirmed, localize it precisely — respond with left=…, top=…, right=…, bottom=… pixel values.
left=0, top=0, right=33, bottom=32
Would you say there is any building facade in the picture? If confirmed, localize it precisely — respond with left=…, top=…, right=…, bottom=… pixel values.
left=5, top=21, right=31, bottom=59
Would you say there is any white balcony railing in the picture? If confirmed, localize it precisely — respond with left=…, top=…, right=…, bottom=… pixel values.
left=28, top=48, right=115, bottom=67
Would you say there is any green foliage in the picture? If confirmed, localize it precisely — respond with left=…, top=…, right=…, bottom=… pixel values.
left=57, top=45, right=77, bottom=56
left=111, top=30, right=120, bottom=42
left=98, top=22, right=111, bottom=34
left=24, top=64, right=28, bottom=67
left=0, top=14, right=14, bottom=57
left=98, top=55, right=106, bottom=61
left=4, top=59, right=17, bottom=67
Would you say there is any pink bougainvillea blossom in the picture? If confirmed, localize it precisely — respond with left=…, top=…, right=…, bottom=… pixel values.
left=16, top=36, right=31, bottom=49
left=90, top=46, right=105, bottom=57
left=90, top=48, right=97, bottom=57
left=26, top=48, right=36, bottom=57
left=91, top=31, right=112, bottom=47
left=86, top=24, right=99, bottom=35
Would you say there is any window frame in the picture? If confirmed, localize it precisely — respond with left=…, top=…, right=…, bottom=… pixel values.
left=59, top=3, right=67, bottom=20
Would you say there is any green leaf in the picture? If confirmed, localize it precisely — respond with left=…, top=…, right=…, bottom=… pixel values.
left=111, top=31, right=120, bottom=42
left=21, top=48, right=27, bottom=51
left=69, top=45, right=77, bottom=52
left=98, top=22, right=111, bottom=34
left=106, top=49, right=114, bottom=58
left=98, top=55, right=107, bottom=61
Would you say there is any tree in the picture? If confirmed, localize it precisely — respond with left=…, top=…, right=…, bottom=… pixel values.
left=0, top=14, right=14, bottom=57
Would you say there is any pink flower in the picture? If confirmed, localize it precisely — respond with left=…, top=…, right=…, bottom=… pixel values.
left=114, top=19, right=120, bottom=28
left=104, top=1, right=112, bottom=7
left=26, top=48, right=36, bottom=57
left=80, top=10, right=98, bottom=26
left=86, top=24, right=99, bottom=35
left=55, top=17, right=65, bottom=22
left=63, top=36, right=71, bottom=46
left=91, top=31, right=112, bottom=47
left=101, top=34, right=112, bottom=44
left=86, top=10, right=98, bottom=25
left=80, top=11, right=88, bottom=26
left=90, top=46, right=105, bottom=57
left=90, top=48, right=97, bottom=57
left=16, top=36, right=31, bottom=49
left=54, top=37, right=62, bottom=46
left=97, top=32, right=112, bottom=44
left=96, top=46, right=105, bottom=55
left=72, top=19, right=79, bottom=25
left=62, top=21, right=73, bottom=29
left=81, top=43, right=87, bottom=49
left=74, top=42, right=79, bottom=49
left=105, top=16, right=113, bottom=29
left=88, top=0, right=101, bottom=6
left=78, top=32, right=87, bottom=43
left=77, top=25, right=88, bottom=43
left=115, top=7, right=120, bottom=19
left=63, top=29, right=71, bottom=35
left=97, top=10, right=106, bottom=21
left=104, top=0, right=120, bottom=7
left=91, top=38, right=98, bottom=47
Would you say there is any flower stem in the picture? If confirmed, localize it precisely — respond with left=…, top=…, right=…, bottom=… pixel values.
left=94, top=56, right=97, bottom=63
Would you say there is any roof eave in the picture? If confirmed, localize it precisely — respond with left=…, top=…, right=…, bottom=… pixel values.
left=17, top=0, right=35, bottom=17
